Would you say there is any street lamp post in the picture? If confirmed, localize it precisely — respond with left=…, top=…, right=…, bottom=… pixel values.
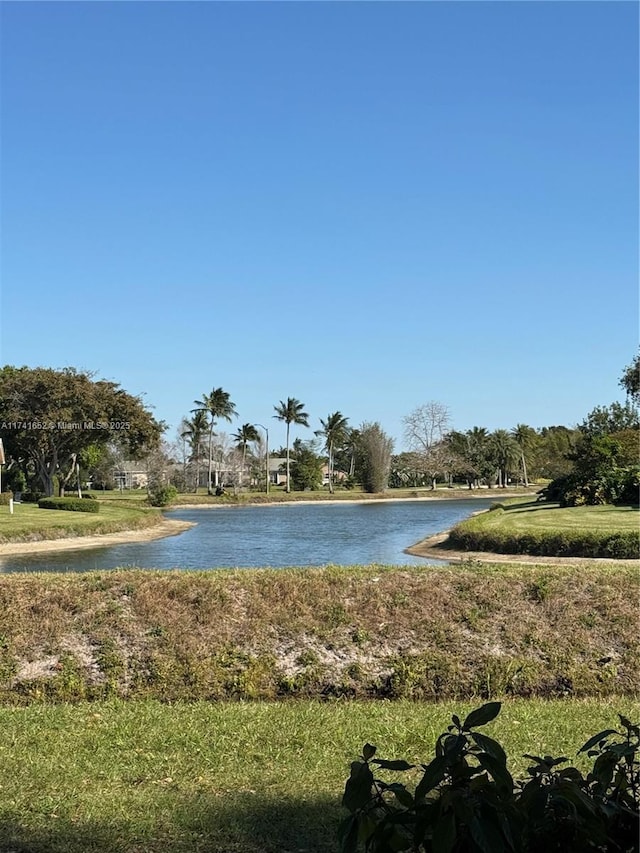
left=254, top=423, right=269, bottom=494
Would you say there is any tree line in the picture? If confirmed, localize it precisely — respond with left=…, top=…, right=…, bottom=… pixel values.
left=0, top=354, right=637, bottom=502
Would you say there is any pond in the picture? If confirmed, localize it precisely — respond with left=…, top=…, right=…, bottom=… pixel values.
left=0, top=498, right=496, bottom=573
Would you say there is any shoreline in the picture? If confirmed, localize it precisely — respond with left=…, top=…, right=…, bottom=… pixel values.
left=0, top=519, right=196, bottom=557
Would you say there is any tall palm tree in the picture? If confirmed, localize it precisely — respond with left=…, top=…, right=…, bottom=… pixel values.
left=511, top=423, right=537, bottom=487
left=181, top=410, right=209, bottom=492
left=315, top=411, right=349, bottom=493
left=489, top=429, right=520, bottom=488
left=233, top=423, right=260, bottom=488
left=273, top=397, right=309, bottom=493
left=192, top=388, right=237, bottom=494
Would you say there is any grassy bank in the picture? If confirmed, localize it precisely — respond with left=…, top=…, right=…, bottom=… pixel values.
left=0, top=563, right=636, bottom=703
left=170, top=485, right=540, bottom=506
left=0, top=501, right=162, bottom=545
left=448, top=499, right=639, bottom=558
left=0, top=697, right=637, bottom=853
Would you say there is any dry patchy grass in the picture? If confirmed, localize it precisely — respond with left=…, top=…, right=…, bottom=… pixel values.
left=0, top=562, right=636, bottom=703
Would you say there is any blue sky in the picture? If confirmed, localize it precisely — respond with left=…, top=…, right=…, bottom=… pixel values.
left=1, top=1, right=637, bottom=451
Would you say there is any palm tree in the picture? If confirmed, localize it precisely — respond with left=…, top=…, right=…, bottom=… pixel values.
left=181, top=410, right=209, bottom=492
left=511, top=424, right=537, bottom=487
left=192, top=388, right=237, bottom=494
left=315, top=411, right=349, bottom=493
left=233, top=423, right=260, bottom=488
left=489, top=429, right=521, bottom=488
left=273, top=397, right=309, bottom=493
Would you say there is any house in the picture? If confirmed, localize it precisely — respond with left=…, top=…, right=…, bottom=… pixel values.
left=113, top=462, right=148, bottom=490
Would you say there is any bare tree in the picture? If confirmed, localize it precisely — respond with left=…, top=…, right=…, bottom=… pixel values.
left=402, top=402, right=451, bottom=489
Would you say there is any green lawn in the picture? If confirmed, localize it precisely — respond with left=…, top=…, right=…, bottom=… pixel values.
left=448, top=498, right=639, bottom=558
left=0, top=500, right=161, bottom=544
left=0, top=697, right=637, bottom=853
left=476, top=499, right=638, bottom=532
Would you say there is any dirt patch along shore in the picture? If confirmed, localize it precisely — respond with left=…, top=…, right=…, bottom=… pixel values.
left=0, top=519, right=196, bottom=557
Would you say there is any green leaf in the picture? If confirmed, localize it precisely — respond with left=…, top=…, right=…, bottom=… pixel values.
left=362, top=743, right=377, bottom=761
left=415, top=756, right=447, bottom=801
left=476, top=752, right=514, bottom=794
left=578, top=729, right=617, bottom=754
left=373, top=759, right=415, bottom=772
left=342, top=761, right=374, bottom=812
left=469, top=815, right=506, bottom=853
left=432, top=808, right=456, bottom=853
left=386, top=782, right=415, bottom=809
left=337, top=815, right=359, bottom=853
left=452, top=714, right=461, bottom=729
left=471, top=732, right=507, bottom=765
left=463, top=702, right=502, bottom=730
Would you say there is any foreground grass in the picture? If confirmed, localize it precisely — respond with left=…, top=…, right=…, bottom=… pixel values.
left=0, top=697, right=637, bottom=853
left=0, top=502, right=161, bottom=544
left=0, top=563, right=637, bottom=702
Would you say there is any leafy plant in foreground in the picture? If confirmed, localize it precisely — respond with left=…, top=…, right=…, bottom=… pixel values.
left=339, top=703, right=639, bottom=852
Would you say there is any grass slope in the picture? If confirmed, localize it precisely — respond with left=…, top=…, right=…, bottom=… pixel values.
left=0, top=501, right=162, bottom=544
left=448, top=499, right=639, bottom=558
left=0, top=698, right=637, bottom=853
left=0, top=563, right=637, bottom=702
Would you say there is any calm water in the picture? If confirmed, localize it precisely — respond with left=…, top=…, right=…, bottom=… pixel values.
left=0, top=498, right=495, bottom=573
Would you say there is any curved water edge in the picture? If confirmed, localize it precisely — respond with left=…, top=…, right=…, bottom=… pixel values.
left=0, top=498, right=496, bottom=574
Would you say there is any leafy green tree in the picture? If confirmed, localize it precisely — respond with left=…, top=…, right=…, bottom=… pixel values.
left=0, top=366, right=163, bottom=496
left=555, top=433, right=639, bottom=506
left=442, top=431, right=478, bottom=488
left=192, top=388, right=237, bottom=494
left=579, top=401, right=639, bottom=437
left=465, top=426, right=494, bottom=487
left=620, top=350, right=640, bottom=405
left=233, top=423, right=260, bottom=488
left=181, top=410, right=209, bottom=492
left=534, top=426, right=579, bottom=480
left=288, top=438, right=323, bottom=491
left=273, top=397, right=309, bottom=493
left=315, top=411, right=349, bottom=493
left=389, top=451, right=431, bottom=488
left=356, top=422, right=394, bottom=493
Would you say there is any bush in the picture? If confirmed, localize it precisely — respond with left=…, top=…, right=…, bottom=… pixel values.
left=21, top=491, right=44, bottom=503
left=147, top=484, right=177, bottom=507
left=340, top=703, right=639, bottom=853
left=0, top=491, right=14, bottom=506
left=38, top=497, right=100, bottom=513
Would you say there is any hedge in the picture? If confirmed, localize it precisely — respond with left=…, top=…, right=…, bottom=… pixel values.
left=38, top=497, right=100, bottom=513
left=449, top=510, right=639, bottom=559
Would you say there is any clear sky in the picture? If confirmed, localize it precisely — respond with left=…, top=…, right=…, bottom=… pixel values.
left=1, top=1, right=637, bottom=451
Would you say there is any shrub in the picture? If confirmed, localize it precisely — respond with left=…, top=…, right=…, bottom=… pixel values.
left=38, top=497, right=100, bottom=513
left=0, top=492, right=14, bottom=506
left=340, top=703, right=639, bottom=853
left=20, top=491, right=44, bottom=503
left=147, top=484, right=177, bottom=507
left=449, top=510, right=639, bottom=559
